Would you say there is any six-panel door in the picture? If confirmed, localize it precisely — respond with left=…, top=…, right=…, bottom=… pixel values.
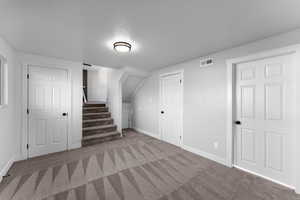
left=28, top=65, right=69, bottom=158
left=235, top=54, right=296, bottom=186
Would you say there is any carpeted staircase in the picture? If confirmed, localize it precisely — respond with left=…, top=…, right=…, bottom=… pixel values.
left=82, top=103, right=121, bottom=147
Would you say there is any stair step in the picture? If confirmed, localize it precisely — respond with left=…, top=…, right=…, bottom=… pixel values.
left=83, top=124, right=116, bottom=131
left=83, top=107, right=108, bottom=113
left=83, top=112, right=111, bottom=120
left=83, top=118, right=112, bottom=122
left=83, top=112, right=110, bottom=116
left=83, top=118, right=113, bottom=127
left=83, top=106, right=106, bottom=109
left=82, top=103, right=120, bottom=147
left=82, top=131, right=120, bottom=141
left=83, top=124, right=117, bottom=136
left=82, top=132, right=121, bottom=147
left=84, top=103, right=106, bottom=107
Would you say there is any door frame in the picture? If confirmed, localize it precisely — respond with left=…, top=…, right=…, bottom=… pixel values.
left=21, top=64, right=72, bottom=159
left=159, top=70, right=184, bottom=147
left=226, top=44, right=300, bottom=192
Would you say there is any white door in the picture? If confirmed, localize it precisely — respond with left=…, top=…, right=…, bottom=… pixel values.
left=160, top=72, right=183, bottom=146
left=235, top=54, right=296, bottom=186
left=28, top=66, right=69, bottom=158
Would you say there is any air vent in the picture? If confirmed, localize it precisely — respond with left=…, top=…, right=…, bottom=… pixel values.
left=200, top=58, right=213, bottom=67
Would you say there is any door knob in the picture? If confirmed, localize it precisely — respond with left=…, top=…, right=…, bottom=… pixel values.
left=161, top=111, right=164, bottom=114
left=62, top=112, right=68, bottom=116
left=235, top=121, right=241, bottom=125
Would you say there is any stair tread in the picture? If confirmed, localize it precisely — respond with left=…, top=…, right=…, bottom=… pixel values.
left=82, top=104, right=118, bottom=147
left=83, top=118, right=112, bottom=123
left=83, top=124, right=116, bottom=131
left=83, top=105, right=106, bottom=108
left=84, top=102, right=105, bottom=104
left=82, top=131, right=120, bottom=140
left=84, top=103, right=105, bottom=105
left=83, top=112, right=110, bottom=116
left=83, top=106, right=108, bottom=109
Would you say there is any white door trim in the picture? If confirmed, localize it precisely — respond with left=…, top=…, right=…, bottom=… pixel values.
left=159, top=70, right=184, bottom=147
left=21, top=64, right=72, bottom=159
left=226, top=44, right=300, bottom=193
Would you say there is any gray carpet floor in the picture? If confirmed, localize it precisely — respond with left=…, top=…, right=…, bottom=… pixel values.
left=0, top=130, right=299, bottom=200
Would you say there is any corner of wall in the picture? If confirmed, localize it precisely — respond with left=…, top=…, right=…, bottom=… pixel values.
left=0, top=36, right=22, bottom=183
left=133, top=127, right=160, bottom=139
left=69, top=142, right=82, bottom=150
left=181, top=144, right=228, bottom=166
left=0, top=154, right=17, bottom=183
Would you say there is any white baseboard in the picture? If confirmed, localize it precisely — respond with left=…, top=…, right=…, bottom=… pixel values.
left=0, top=156, right=16, bottom=183
left=133, top=127, right=160, bottom=139
left=133, top=127, right=227, bottom=167
left=234, top=165, right=295, bottom=190
left=296, top=187, right=300, bottom=195
left=182, top=144, right=227, bottom=166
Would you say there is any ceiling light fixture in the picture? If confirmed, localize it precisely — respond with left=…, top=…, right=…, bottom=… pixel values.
left=113, top=41, right=131, bottom=53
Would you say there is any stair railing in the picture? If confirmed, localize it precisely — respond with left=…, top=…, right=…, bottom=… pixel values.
left=83, top=88, right=87, bottom=103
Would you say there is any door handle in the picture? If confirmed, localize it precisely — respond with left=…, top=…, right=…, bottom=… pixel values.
left=161, top=111, right=164, bottom=114
left=62, top=112, right=68, bottom=116
left=235, top=121, right=241, bottom=125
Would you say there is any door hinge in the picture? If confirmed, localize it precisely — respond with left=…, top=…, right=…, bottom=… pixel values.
left=180, top=136, right=182, bottom=140
left=180, top=79, right=182, bottom=84
left=26, top=144, right=29, bottom=149
left=27, top=74, right=29, bottom=79
left=27, top=109, right=29, bottom=114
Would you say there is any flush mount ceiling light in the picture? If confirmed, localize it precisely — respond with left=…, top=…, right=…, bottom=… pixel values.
left=113, top=41, right=131, bottom=53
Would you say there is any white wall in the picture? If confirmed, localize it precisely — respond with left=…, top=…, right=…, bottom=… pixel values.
left=87, top=68, right=108, bottom=102
left=121, top=70, right=148, bottom=130
left=122, top=102, right=132, bottom=129
left=107, top=68, right=124, bottom=133
left=0, top=37, right=21, bottom=181
left=122, top=75, right=143, bottom=102
left=133, top=28, right=300, bottom=164
left=132, top=76, right=159, bottom=138
left=18, top=53, right=83, bottom=159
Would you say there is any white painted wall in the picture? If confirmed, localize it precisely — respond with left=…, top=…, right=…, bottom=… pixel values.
left=107, top=68, right=124, bottom=133
left=122, top=75, right=143, bottom=102
left=87, top=67, right=108, bottom=102
left=122, top=103, right=132, bottom=129
left=101, top=67, right=147, bottom=133
left=132, top=75, right=159, bottom=138
left=0, top=37, right=21, bottom=182
left=121, top=71, right=148, bottom=130
left=132, top=28, right=300, bottom=164
left=18, top=53, right=83, bottom=159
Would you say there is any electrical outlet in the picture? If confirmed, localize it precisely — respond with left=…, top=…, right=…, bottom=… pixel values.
left=213, top=141, right=219, bottom=150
